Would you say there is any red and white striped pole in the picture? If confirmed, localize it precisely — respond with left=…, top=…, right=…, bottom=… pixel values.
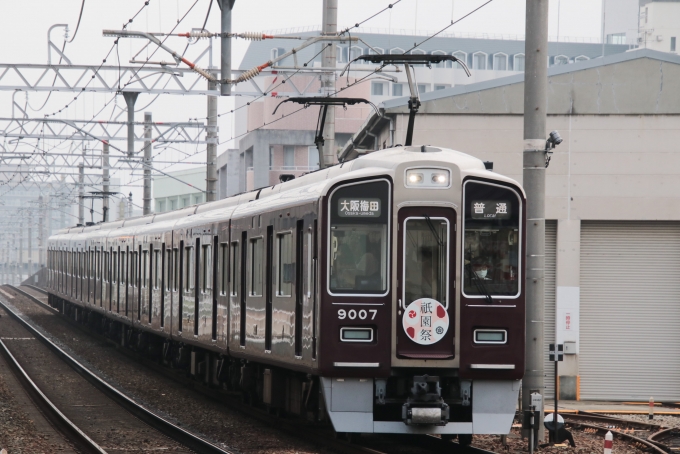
left=603, top=431, right=613, bottom=454
left=649, top=396, right=655, bottom=420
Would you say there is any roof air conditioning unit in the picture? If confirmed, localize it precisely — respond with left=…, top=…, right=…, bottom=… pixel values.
left=656, top=35, right=664, bottom=42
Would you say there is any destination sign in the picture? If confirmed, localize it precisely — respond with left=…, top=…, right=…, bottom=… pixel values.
left=338, top=198, right=381, bottom=217
left=470, top=200, right=512, bottom=219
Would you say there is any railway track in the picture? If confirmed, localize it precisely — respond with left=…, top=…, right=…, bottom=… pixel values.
left=8, top=285, right=501, bottom=454
left=559, top=411, right=668, bottom=453
left=649, top=428, right=680, bottom=452
left=0, top=289, right=232, bottom=454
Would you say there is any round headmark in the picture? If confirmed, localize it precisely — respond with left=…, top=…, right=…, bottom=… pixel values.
left=402, top=298, right=449, bottom=345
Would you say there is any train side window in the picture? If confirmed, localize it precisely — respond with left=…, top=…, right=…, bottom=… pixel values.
left=277, top=232, right=293, bottom=296
left=202, top=243, right=212, bottom=293
left=220, top=243, right=228, bottom=295
left=250, top=237, right=263, bottom=296
left=173, top=247, right=179, bottom=292
left=306, top=230, right=312, bottom=297
left=230, top=241, right=239, bottom=296
left=112, top=252, right=118, bottom=284
left=184, top=244, right=194, bottom=292
left=142, top=250, right=149, bottom=288
left=154, top=249, right=161, bottom=289
left=165, top=247, right=172, bottom=291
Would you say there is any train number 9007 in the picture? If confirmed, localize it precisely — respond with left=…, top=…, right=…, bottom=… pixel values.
left=338, top=309, right=377, bottom=320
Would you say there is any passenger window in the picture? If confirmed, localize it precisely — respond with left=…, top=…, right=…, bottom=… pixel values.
left=220, top=243, right=228, bottom=295
left=184, top=246, right=194, bottom=292
left=250, top=237, right=263, bottom=296
left=173, top=248, right=179, bottom=291
left=202, top=244, right=212, bottom=293
left=154, top=249, right=161, bottom=289
left=277, top=232, right=293, bottom=296
left=142, top=250, right=148, bottom=288
left=231, top=242, right=239, bottom=296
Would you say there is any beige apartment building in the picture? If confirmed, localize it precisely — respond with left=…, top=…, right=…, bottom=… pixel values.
left=342, top=48, right=680, bottom=401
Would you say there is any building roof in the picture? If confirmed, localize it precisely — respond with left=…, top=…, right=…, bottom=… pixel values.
left=238, top=31, right=630, bottom=71
left=340, top=48, right=680, bottom=159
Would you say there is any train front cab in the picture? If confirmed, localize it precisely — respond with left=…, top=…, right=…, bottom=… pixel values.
left=318, top=155, right=526, bottom=436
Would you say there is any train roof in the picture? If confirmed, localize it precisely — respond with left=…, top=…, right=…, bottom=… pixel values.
left=49, top=146, right=522, bottom=243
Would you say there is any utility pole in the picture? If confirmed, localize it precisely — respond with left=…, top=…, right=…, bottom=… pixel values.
left=28, top=210, right=32, bottom=278
left=143, top=112, right=152, bottom=214
left=207, top=77, right=218, bottom=202
left=19, top=220, right=23, bottom=282
left=78, top=148, right=85, bottom=225
left=103, top=141, right=110, bottom=222
left=321, top=0, right=338, bottom=167
left=522, top=0, right=549, bottom=440
left=218, top=0, right=235, bottom=96
left=38, top=195, right=44, bottom=269
left=123, top=92, right=139, bottom=158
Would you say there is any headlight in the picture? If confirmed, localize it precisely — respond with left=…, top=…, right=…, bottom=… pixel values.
left=407, top=172, right=424, bottom=184
left=405, top=168, right=451, bottom=188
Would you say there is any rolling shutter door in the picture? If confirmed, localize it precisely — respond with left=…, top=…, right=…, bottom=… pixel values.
left=580, top=222, right=680, bottom=401
left=543, top=221, right=557, bottom=399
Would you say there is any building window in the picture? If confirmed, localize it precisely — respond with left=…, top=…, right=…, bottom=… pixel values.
left=574, top=55, right=589, bottom=63
left=283, top=146, right=295, bottom=169
left=607, top=33, right=626, bottom=45
left=170, top=199, right=177, bottom=210
left=417, top=83, right=428, bottom=94
left=554, top=55, right=569, bottom=65
left=371, top=82, right=384, bottom=96
left=181, top=197, right=190, bottom=207
left=270, top=47, right=285, bottom=61
left=473, top=52, right=487, bottom=70
left=350, top=46, right=363, bottom=61
left=336, top=46, right=348, bottom=64
left=513, top=54, right=525, bottom=71
left=493, top=53, right=508, bottom=71
left=392, top=83, right=403, bottom=97
left=434, top=84, right=449, bottom=91
left=157, top=200, right=165, bottom=212
left=389, top=47, right=405, bottom=55
left=308, top=146, right=320, bottom=170
left=672, top=37, right=677, bottom=52
left=269, top=146, right=274, bottom=169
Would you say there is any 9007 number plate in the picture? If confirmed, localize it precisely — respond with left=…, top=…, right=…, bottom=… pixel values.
left=338, top=309, right=377, bottom=320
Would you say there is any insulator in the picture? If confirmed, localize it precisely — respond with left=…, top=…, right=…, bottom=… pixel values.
left=193, top=66, right=216, bottom=82
left=235, top=66, right=261, bottom=83
left=237, top=32, right=264, bottom=41
left=188, top=30, right=213, bottom=39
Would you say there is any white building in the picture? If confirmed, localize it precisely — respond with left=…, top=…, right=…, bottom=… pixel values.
left=153, top=168, right=207, bottom=213
left=639, top=0, right=680, bottom=52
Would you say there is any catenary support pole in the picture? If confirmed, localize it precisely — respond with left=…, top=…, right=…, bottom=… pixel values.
left=38, top=195, right=44, bottom=268
left=321, top=0, right=337, bottom=167
left=78, top=149, right=85, bottom=225
left=522, top=0, right=549, bottom=441
left=19, top=220, right=23, bottom=282
left=28, top=211, right=32, bottom=277
left=128, top=192, right=133, bottom=218
left=103, top=142, right=110, bottom=222
left=143, top=112, right=152, bottom=214
left=206, top=77, right=218, bottom=202
left=123, top=92, right=139, bottom=158
left=218, top=0, right=234, bottom=96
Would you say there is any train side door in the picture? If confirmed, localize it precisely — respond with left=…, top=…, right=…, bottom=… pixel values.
left=396, top=207, right=456, bottom=359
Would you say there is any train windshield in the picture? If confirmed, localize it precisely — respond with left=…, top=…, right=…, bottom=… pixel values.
left=463, top=181, right=521, bottom=298
left=328, top=180, right=390, bottom=295
left=403, top=217, right=449, bottom=307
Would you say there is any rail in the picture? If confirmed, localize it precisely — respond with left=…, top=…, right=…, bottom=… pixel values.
left=0, top=289, right=233, bottom=454
left=0, top=337, right=106, bottom=454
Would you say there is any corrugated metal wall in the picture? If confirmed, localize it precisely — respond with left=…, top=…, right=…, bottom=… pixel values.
left=580, top=222, right=680, bottom=400
left=544, top=221, right=557, bottom=398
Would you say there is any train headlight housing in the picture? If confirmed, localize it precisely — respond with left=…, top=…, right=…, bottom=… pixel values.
left=405, top=168, right=451, bottom=188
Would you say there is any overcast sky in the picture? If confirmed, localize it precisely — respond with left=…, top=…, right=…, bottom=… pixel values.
left=0, top=0, right=604, bottom=213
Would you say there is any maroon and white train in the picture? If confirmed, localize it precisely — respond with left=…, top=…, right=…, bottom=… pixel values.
left=47, top=144, right=525, bottom=441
